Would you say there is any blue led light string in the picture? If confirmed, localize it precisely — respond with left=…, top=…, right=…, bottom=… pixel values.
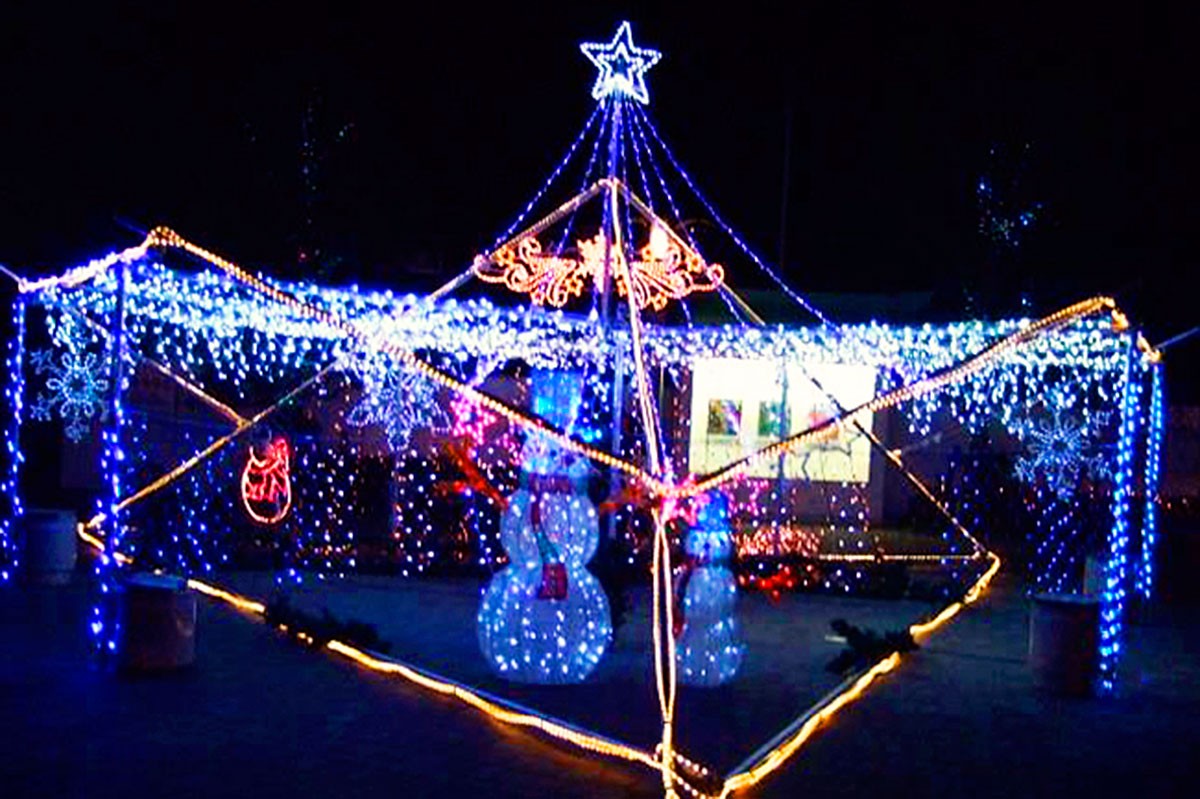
left=626, top=107, right=692, bottom=246
left=553, top=100, right=615, bottom=260
left=37, top=259, right=1128, bottom=400
left=1030, top=485, right=1081, bottom=594
left=624, top=109, right=694, bottom=330
left=633, top=102, right=831, bottom=325
left=487, top=102, right=605, bottom=252
left=1137, top=364, right=1164, bottom=599
left=618, top=101, right=639, bottom=286
left=626, top=106, right=747, bottom=325
left=628, top=107, right=748, bottom=326
left=123, top=411, right=231, bottom=577
left=616, top=99, right=671, bottom=468
left=599, top=96, right=622, bottom=327
left=1098, top=336, right=1142, bottom=693
left=288, top=435, right=361, bottom=583
left=0, top=296, right=27, bottom=581
left=92, top=258, right=131, bottom=653
left=623, top=99, right=656, bottom=214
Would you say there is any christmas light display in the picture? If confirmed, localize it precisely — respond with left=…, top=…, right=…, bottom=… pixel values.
left=1099, top=347, right=1143, bottom=693
left=580, top=21, right=662, bottom=105
left=29, top=347, right=110, bottom=441
left=1137, top=365, right=1164, bottom=598
left=241, top=433, right=292, bottom=524
left=345, top=351, right=448, bottom=452
left=92, top=258, right=130, bottom=655
left=0, top=298, right=27, bottom=581
left=0, top=19, right=1170, bottom=798
left=282, top=438, right=363, bottom=581
left=482, top=224, right=725, bottom=312
left=676, top=492, right=744, bottom=685
left=477, top=370, right=612, bottom=683
left=1014, top=400, right=1109, bottom=500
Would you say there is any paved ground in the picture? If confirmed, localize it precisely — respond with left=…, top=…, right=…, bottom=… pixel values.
left=2, top=570, right=1198, bottom=798
left=225, top=570, right=942, bottom=773
left=759, top=577, right=1200, bottom=798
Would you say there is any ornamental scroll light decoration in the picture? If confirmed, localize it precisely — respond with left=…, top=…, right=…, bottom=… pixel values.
left=474, top=179, right=725, bottom=312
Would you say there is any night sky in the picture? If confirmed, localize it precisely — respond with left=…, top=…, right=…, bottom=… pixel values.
left=1, top=4, right=1195, bottom=385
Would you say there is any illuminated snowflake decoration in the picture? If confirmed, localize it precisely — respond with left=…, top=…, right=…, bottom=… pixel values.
left=346, top=354, right=448, bottom=452
left=29, top=348, right=109, bottom=442
left=1014, top=406, right=1109, bottom=500
left=580, top=21, right=661, bottom=105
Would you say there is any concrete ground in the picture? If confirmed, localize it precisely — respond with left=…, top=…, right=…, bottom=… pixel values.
left=224, top=570, right=942, bottom=773
left=760, top=576, right=1200, bottom=798
left=2, top=570, right=1197, bottom=798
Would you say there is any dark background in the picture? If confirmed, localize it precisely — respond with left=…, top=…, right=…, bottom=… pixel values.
left=0, top=3, right=1195, bottom=391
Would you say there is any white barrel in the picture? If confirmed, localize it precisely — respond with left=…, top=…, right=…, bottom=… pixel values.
left=18, top=509, right=78, bottom=585
left=1029, top=593, right=1100, bottom=696
left=116, top=574, right=197, bottom=671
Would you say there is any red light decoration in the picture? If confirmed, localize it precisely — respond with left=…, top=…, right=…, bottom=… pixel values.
left=241, top=436, right=292, bottom=524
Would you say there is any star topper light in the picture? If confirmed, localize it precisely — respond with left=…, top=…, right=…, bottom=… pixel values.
left=580, top=21, right=662, bottom=105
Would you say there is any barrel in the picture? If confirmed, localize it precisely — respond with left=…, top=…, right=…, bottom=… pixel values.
left=18, top=509, right=78, bottom=585
left=116, top=574, right=197, bottom=671
left=1029, top=593, right=1100, bottom=696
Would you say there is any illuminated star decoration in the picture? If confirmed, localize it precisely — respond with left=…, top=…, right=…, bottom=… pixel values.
left=580, top=21, right=662, bottom=105
left=1015, top=405, right=1110, bottom=500
left=345, top=353, right=448, bottom=452
left=28, top=348, right=109, bottom=442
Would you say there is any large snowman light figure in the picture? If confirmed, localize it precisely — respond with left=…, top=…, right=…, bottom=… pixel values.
left=676, top=491, right=745, bottom=685
left=477, top=369, right=612, bottom=683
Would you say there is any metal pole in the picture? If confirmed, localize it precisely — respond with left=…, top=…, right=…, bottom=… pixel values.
left=775, top=357, right=789, bottom=552
left=603, top=99, right=625, bottom=540
left=606, top=343, right=626, bottom=542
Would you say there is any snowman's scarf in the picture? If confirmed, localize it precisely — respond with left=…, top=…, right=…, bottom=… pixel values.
left=525, top=473, right=578, bottom=601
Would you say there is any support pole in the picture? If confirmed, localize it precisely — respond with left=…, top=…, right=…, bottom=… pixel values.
left=775, top=357, right=789, bottom=552
left=603, top=97, right=676, bottom=798
left=606, top=343, right=626, bottom=543
left=602, top=98, right=624, bottom=543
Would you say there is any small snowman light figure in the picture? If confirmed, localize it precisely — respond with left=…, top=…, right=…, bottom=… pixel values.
left=675, top=491, right=744, bottom=686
